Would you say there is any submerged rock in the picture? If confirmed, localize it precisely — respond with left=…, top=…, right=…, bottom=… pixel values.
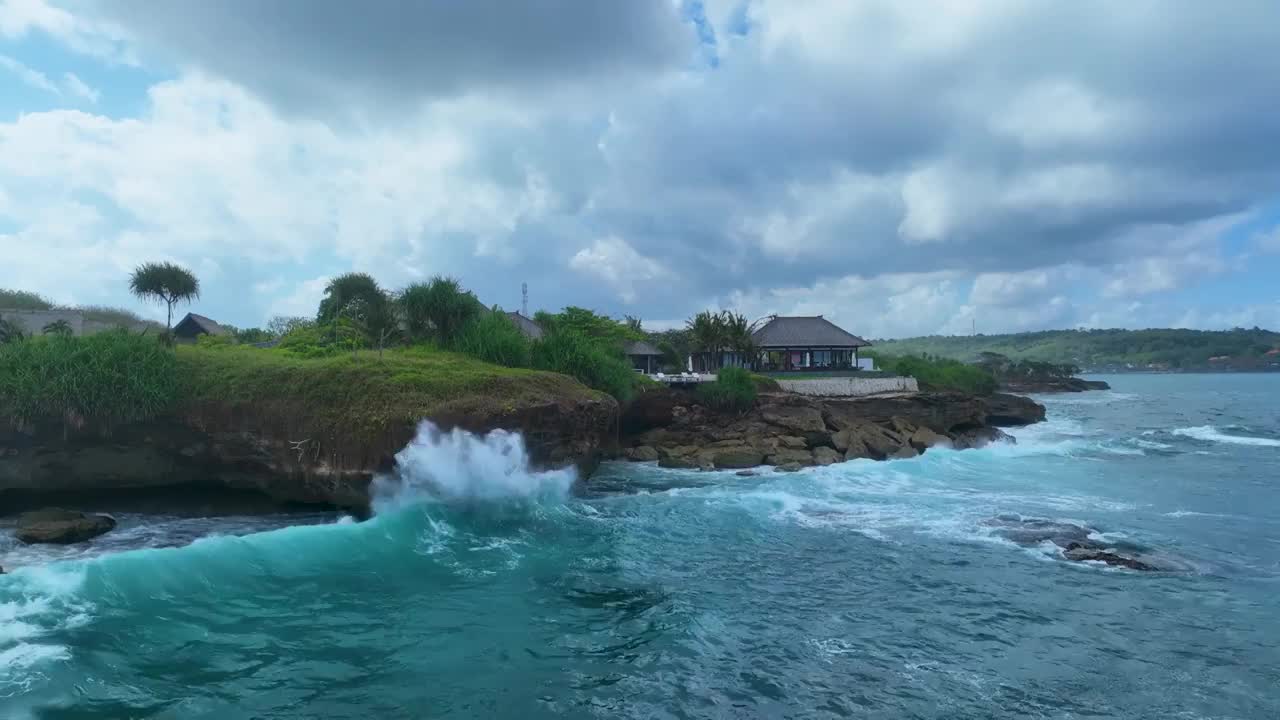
left=982, top=515, right=1162, bottom=572
left=15, top=508, right=116, bottom=544
left=775, top=462, right=804, bottom=473
left=712, top=447, right=764, bottom=469
left=1061, top=542, right=1157, bottom=572
left=624, top=446, right=659, bottom=462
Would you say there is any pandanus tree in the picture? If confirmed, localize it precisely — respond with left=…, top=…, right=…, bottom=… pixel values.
left=128, top=262, right=200, bottom=340
left=399, top=276, right=481, bottom=346
left=317, top=273, right=397, bottom=348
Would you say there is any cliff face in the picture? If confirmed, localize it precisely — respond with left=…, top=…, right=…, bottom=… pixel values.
left=619, top=388, right=1044, bottom=470
left=0, top=393, right=618, bottom=513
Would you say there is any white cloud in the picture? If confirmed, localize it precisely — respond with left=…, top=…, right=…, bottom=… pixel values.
left=568, top=236, right=671, bottom=304
left=0, top=52, right=58, bottom=94
left=61, top=71, right=98, bottom=102
left=266, top=275, right=330, bottom=322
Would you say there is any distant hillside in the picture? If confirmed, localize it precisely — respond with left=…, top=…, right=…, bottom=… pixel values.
left=872, top=328, right=1280, bottom=371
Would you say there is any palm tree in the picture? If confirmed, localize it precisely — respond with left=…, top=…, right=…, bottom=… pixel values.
left=41, top=319, right=74, bottom=337
left=686, top=310, right=728, bottom=372
left=129, top=262, right=200, bottom=339
left=721, top=311, right=759, bottom=369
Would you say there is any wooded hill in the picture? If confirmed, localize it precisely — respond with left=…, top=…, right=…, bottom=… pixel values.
left=872, top=328, right=1280, bottom=371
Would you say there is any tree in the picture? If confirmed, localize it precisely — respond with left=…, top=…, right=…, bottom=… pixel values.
left=128, top=262, right=200, bottom=339
left=624, top=315, right=644, bottom=334
left=41, top=319, right=74, bottom=337
left=686, top=310, right=728, bottom=372
left=720, top=311, right=759, bottom=368
left=316, top=273, right=396, bottom=346
left=399, top=276, right=482, bottom=346
left=267, top=315, right=312, bottom=338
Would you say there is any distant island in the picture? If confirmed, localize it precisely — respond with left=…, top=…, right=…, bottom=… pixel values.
left=874, top=328, right=1280, bottom=373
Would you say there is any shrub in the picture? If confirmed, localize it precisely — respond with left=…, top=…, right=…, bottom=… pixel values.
left=452, top=312, right=531, bottom=368
left=530, top=329, right=636, bottom=401
left=0, top=330, right=178, bottom=425
left=696, top=366, right=758, bottom=412
left=873, top=353, right=997, bottom=395
left=277, top=323, right=344, bottom=359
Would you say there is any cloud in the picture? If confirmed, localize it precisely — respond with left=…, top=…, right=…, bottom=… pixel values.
left=2, top=0, right=1280, bottom=335
left=87, top=0, right=693, bottom=113
left=569, top=236, right=672, bottom=304
left=60, top=71, right=98, bottom=102
left=0, top=52, right=58, bottom=93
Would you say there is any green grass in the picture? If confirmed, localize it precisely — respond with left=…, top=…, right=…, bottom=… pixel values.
left=697, top=367, right=758, bottom=412
left=177, top=345, right=610, bottom=463
left=0, top=330, right=178, bottom=426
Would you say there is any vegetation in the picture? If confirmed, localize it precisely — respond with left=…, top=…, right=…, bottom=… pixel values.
left=41, top=319, right=74, bottom=337
left=316, top=273, right=398, bottom=349
left=0, top=289, right=54, bottom=310
left=177, top=344, right=604, bottom=457
left=0, top=317, right=25, bottom=344
left=529, top=328, right=637, bottom=402
left=0, top=331, right=178, bottom=426
left=869, top=353, right=998, bottom=395
left=874, top=328, right=1280, bottom=370
left=696, top=367, right=758, bottom=412
left=128, top=262, right=200, bottom=338
left=684, top=310, right=759, bottom=372
left=399, top=276, right=482, bottom=346
left=452, top=311, right=531, bottom=368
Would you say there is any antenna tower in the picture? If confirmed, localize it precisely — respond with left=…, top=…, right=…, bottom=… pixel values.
left=522, top=282, right=528, bottom=316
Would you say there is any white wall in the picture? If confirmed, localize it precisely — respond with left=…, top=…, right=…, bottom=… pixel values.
left=777, top=376, right=918, bottom=397
left=0, top=309, right=148, bottom=337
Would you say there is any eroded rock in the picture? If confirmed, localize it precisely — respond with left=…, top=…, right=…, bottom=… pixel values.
left=15, top=508, right=116, bottom=545
left=812, top=446, right=841, bottom=466
left=712, top=447, right=765, bottom=469
left=624, top=446, right=659, bottom=462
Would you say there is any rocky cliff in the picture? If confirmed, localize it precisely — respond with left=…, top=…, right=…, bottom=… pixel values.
left=619, top=388, right=1044, bottom=471
left=0, top=393, right=617, bottom=513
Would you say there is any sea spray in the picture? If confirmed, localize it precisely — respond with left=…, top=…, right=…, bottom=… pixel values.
left=371, top=421, right=577, bottom=513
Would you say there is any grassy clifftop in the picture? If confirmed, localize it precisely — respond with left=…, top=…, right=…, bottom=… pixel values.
left=2, top=333, right=611, bottom=442
left=178, top=344, right=610, bottom=438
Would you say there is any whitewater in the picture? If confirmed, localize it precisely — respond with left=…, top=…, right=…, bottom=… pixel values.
left=3, top=373, right=1279, bottom=718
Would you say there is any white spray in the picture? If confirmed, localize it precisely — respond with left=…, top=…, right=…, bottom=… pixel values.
left=371, top=421, right=577, bottom=513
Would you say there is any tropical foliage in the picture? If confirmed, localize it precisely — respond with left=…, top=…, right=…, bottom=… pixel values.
left=685, top=310, right=759, bottom=372
left=452, top=311, right=531, bottom=368
left=0, top=330, right=179, bottom=425
left=696, top=366, right=758, bottom=412
left=399, top=276, right=483, bottom=346
left=529, top=328, right=637, bottom=402
left=869, top=353, right=998, bottom=395
left=0, top=317, right=25, bottom=344
left=128, top=261, right=200, bottom=338
left=316, top=273, right=398, bottom=348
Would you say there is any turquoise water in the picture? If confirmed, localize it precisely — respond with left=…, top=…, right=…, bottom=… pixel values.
left=3, top=374, right=1280, bottom=718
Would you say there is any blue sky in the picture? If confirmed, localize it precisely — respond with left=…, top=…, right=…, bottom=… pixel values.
left=2, top=0, right=1279, bottom=337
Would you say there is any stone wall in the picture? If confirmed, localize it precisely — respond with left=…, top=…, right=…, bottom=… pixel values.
left=0, top=309, right=147, bottom=336
left=776, top=376, right=918, bottom=397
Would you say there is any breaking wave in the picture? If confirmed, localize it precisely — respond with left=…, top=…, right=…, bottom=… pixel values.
left=1171, top=425, right=1280, bottom=447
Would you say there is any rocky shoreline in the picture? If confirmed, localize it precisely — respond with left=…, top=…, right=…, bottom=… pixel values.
left=1000, top=377, right=1111, bottom=393
left=618, top=388, right=1045, bottom=472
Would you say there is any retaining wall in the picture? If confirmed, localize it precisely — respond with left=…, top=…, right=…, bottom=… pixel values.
left=777, top=376, right=918, bottom=397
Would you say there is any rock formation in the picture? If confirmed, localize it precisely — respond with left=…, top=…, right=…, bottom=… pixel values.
left=620, top=389, right=1044, bottom=471
left=1, top=394, right=618, bottom=513
left=15, top=508, right=116, bottom=544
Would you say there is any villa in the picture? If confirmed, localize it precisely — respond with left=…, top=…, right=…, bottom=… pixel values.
left=752, top=316, right=872, bottom=372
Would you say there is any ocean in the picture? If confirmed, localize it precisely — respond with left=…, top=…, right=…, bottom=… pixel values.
left=2, top=373, right=1279, bottom=719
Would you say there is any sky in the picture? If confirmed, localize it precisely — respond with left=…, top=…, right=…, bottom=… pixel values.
left=2, top=0, right=1279, bottom=338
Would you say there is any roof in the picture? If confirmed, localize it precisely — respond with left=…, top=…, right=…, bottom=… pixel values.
left=751, top=315, right=870, bottom=348
left=504, top=311, right=544, bottom=340
left=624, top=339, right=662, bottom=356
left=174, top=312, right=227, bottom=336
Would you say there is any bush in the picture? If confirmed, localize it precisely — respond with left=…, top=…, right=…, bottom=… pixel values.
left=530, top=329, right=637, bottom=401
left=0, top=330, right=178, bottom=425
left=452, top=312, right=531, bottom=368
left=873, top=354, right=997, bottom=395
left=696, top=366, right=758, bottom=412
left=277, top=323, right=344, bottom=358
